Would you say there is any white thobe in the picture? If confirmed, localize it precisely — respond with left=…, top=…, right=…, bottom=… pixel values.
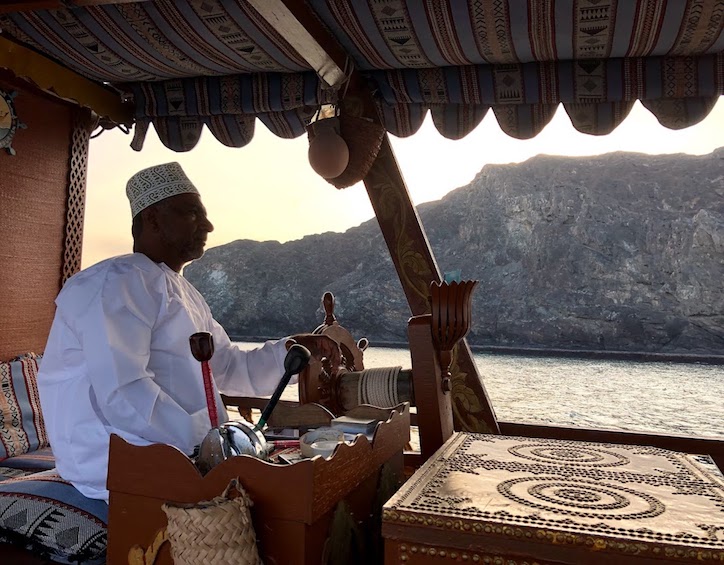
left=38, top=253, right=289, bottom=502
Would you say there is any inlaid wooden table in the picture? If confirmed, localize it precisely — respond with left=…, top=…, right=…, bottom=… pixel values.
left=383, top=432, right=724, bottom=564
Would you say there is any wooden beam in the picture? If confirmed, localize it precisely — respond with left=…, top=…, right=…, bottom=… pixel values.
left=0, top=0, right=149, bottom=13
left=246, top=0, right=347, bottom=88
left=362, top=132, right=501, bottom=435
left=0, top=35, right=133, bottom=125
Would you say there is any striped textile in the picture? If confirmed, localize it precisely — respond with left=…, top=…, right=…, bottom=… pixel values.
left=371, top=52, right=724, bottom=138
left=0, top=1, right=309, bottom=82
left=0, top=1, right=722, bottom=148
left=310, top=0, right=724, bottom=69
left=0, top=447, right=55, bottom=473
left=128, top=54, right=724, bottom=147
left=0, top=467, right=29, bottom=481
left=128, top=71, right=336, bottom=150
left=0, top=354, right=48, bottom=462
left=0, top=470, right=107, bottom=564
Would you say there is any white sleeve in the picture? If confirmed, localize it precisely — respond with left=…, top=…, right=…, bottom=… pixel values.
left=207, top=319, right=293, bottom=397
left=81, top=268, right=208, bottom=449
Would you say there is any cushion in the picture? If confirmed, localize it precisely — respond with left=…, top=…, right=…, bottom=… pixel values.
left=0, top=470, right=107, bottom=564
left=0, top=467, right=31, bottom=481
left=0, top=353, right=48, bottom=461
left=0, top=447, right=55, bottom=479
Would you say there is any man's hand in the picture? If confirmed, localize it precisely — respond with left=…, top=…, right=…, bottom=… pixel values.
left=286, top=334, right=342, bottom=370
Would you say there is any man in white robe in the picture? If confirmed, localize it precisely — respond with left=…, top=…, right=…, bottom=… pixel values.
left=37, top=162, right=339, bottom=502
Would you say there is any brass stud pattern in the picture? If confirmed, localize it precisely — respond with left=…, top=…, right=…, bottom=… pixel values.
left=384, top=434, right=724, bottom=561
left=396, top=542, right=548, bottom=564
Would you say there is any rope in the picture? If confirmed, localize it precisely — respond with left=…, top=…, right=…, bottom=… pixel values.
left=357, top=366, right=402, bottom=408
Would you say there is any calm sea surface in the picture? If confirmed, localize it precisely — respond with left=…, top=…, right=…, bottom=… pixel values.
left=236, top=342, right=724, bottom=439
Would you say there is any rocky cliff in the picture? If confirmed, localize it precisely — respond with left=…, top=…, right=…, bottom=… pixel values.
left=184, top=149, right=724, bottom=354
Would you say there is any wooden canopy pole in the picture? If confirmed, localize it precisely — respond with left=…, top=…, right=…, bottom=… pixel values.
left=246, top=0, right=346, bottom=88
left=363, top=135, right=499, bottom=435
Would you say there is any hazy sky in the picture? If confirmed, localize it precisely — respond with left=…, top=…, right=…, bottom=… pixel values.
left=82, top=100, right=724, bottom=269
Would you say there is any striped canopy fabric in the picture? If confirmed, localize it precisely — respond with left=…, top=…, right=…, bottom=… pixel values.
left=1, top=0, right=722, bottom=151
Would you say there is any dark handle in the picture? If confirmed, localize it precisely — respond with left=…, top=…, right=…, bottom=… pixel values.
left=255, top=344, right=311, bottom=431
left=190, top=332, right=218, bottom=428
left=190, top=332, right=214, bottom=362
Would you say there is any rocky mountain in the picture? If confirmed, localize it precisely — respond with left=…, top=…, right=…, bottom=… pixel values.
left=184, top=148, right=724, bottom=355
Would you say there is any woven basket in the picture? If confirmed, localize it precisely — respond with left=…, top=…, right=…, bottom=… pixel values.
left=162, top=479, right=262, bottom=565
left=307, top=113, right=385, bottom=189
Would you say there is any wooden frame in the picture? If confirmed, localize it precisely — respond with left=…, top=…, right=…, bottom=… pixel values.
left=0, top=36, right=132, bottom=125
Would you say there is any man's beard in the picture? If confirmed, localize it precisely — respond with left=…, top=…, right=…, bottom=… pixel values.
left=160, top=232, right=205, bottom=263
left=182, top=241, right=206, bottom=262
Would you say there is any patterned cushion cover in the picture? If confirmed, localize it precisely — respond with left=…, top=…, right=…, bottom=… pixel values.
left=0, top=447, right=56, bottom=480
left=0, top=470, right=107, bottom=564
left=0, top=353, right=48, bottom=461
left=0, top=466, right=32, bottom=481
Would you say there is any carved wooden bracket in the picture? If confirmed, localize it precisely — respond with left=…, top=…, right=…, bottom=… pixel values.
left=429, top=280, right=478, bottom=393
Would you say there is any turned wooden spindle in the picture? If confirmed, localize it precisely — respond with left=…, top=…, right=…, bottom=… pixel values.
left=429, top=280, right=478, bottom=393
left=189, top=331, right=218, bottom=429
left=322, top=291, right=336, bottom=326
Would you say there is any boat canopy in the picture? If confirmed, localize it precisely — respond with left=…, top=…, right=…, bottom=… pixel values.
left=0, top=0, right=721, bottom=153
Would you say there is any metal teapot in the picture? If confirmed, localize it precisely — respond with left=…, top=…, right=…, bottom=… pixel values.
left=190, top=332, right=311, bottom=475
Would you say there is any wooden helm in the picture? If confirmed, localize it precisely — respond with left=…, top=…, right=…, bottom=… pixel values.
left=298, top=291, right=368, bottom=414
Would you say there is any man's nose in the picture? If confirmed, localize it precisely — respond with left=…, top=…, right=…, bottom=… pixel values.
left=201, top=216, right=214, bottom=232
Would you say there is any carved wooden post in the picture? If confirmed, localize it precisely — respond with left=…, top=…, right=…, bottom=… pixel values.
left=62, top=107, right=96, bottom=284
left=408, top=314, right=454, bottom=460
left=410, top=280, right=478, bottom=460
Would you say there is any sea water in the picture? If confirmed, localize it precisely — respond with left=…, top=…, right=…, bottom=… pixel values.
left=235, top=342, right=723, bottom=438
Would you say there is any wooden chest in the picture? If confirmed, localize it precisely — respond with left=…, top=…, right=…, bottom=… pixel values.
left=383, top=432, right=724, bottom=564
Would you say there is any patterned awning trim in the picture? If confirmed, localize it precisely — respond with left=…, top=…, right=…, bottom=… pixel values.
left=372, top=54, right=724, bottom=106
left=370, top=52, right=724, bottom=139
left=379, top=96, right=719, bottom=140
left=128, top=71, right=336, bottom=150
left=129, top=52, right=722, bottom=148
left=130, top=71, right=331, bottom=118
left=131, top=110, right=314, bottom=152
left=0, top=1, right=722, bottom=151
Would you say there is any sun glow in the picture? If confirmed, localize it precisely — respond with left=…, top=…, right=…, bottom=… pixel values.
left=83, top=100, right=724, bottom=269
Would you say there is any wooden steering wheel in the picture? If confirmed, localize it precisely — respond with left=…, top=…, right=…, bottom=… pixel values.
left=298, top=292, right=369, bottom=415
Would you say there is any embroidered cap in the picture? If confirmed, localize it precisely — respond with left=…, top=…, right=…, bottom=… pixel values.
left=126, top=162, right=200, bottom=217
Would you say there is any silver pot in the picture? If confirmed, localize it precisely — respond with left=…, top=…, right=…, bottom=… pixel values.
left=193, top=343, right=311, bottom=475
left=195, top=421, right=270, bottom=475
